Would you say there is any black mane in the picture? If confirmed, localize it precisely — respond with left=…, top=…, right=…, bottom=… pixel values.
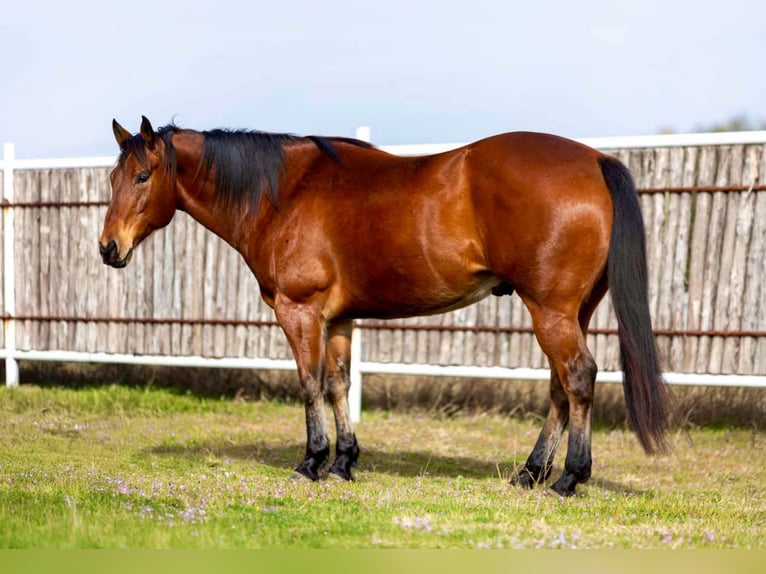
left=199, top=129, right=295, bottom=211
left=118, top=124, right=374, bottom=211
left=199, top=129, right=374, bottom=211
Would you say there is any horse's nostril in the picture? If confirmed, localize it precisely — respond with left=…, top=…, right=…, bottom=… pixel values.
left=99, top=239, right=117, bottom=263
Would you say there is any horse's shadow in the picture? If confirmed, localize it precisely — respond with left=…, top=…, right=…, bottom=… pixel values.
left=148, top=440, right=500, bottom=479
left=146, top=439, right=640, bottom=493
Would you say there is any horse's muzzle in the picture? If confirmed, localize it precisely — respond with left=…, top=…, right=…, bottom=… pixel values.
left=99, top=239, right=132, bottom=268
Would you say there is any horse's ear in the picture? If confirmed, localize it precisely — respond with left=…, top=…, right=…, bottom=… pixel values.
left=140, top=115, right=156, bottom=149
left=112, top=119, right=132, bottom=148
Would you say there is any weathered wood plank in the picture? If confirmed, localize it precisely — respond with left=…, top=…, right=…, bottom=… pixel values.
left=150, top=220, right=171, bottom=355
left=739, top=146, right=766, bottom=374
left=507, top=298, right=523, bottom=368
left=668, top=148, right=696, bottom=371
left=189, top=221, right=206, bottom=356
left=650, top=148, right=673, bottom=365
left=38, top=171, right=53, bottom=349
left=496, top=295, right=512, bottom=367
left=699, top=147, right=730, bottom=372
left=233, top=251, right=251, bottom=359
left=71, top=171, right=86, bottom=352
left=707, top=146, right=740, bottom=373
left=684, top=147, right=714, bottom=371
left=59, top=171, right=76, bottom=350
left=722, top=146, right=759, bottom=373
left=15, top=172, right=33, bottom=350
left=170, top=213, right=186, bottom=355
left=88, top=169, right=110, bottom=352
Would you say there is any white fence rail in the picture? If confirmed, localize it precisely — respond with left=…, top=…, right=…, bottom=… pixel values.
left=2, top=129, right=766, bottom=422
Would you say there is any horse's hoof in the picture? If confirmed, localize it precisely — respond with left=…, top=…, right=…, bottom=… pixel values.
left=550, top=475, right=578, bottom=497
left=511, top=469, right=538, bottom=489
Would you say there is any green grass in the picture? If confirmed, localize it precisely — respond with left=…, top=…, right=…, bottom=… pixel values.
left=1, top=385, right=764, bottom=548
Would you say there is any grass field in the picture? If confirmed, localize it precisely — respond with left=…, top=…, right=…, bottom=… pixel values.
left=1, top=384, right=764, bottom=548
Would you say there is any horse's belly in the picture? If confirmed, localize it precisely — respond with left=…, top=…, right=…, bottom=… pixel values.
left=430, top=275, right=504, bottom=314
left=350, top=272, right=503, bottom=320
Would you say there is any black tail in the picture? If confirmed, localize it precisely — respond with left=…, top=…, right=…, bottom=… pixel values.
left=599, top=155, right=672, bottom=454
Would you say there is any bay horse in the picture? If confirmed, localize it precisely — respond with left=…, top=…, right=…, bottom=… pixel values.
left=99, top=116, right=671, bottom=496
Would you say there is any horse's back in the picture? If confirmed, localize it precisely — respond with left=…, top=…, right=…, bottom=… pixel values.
left=338, top=130, right=611, bottom=209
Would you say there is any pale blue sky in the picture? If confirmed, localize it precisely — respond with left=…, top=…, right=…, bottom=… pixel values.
left=3, top=0, right=766, bottom=157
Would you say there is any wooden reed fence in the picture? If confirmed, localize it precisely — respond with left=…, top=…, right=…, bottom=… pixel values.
left=1, top=140, right=765, bottom=380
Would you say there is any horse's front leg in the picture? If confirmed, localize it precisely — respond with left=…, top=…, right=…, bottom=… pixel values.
left=275, top=298, right=330, bottom=481
left=326, top=320, right=360, bottom=480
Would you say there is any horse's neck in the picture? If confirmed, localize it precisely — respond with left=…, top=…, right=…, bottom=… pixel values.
left=176, top=189, right=247, bottom=255
left=168, top=134, right=242, bottom=250
left=172, top=134, right=320, bottom=256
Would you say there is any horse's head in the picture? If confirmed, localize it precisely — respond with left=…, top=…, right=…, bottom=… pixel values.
left=99, top=116, right=178, bottom=268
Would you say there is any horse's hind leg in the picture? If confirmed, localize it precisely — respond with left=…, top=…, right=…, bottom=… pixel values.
left=522, top=301, right=598, bottom=497
left=514, top=273, right=607, bottom=492
left=325, top=320, right=360, bottom=480
left=514, top=369, right=569, bottom=488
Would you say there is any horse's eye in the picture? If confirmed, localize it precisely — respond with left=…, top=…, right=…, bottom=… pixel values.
left=135, top=172, right=150, bottom=185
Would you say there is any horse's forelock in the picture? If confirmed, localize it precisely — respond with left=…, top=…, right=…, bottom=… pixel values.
left=116, top=125, right=178, bottom=184
left=117, top=134, right=149, bottom=168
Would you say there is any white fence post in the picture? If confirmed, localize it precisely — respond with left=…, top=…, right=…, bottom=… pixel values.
left=2, top=142, right=19, bottom=387
left=355, top=126, right=371, bottom=143
left=349, top=325, right=363, bottom=423
left=347, top=126, right=373, bottom=422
